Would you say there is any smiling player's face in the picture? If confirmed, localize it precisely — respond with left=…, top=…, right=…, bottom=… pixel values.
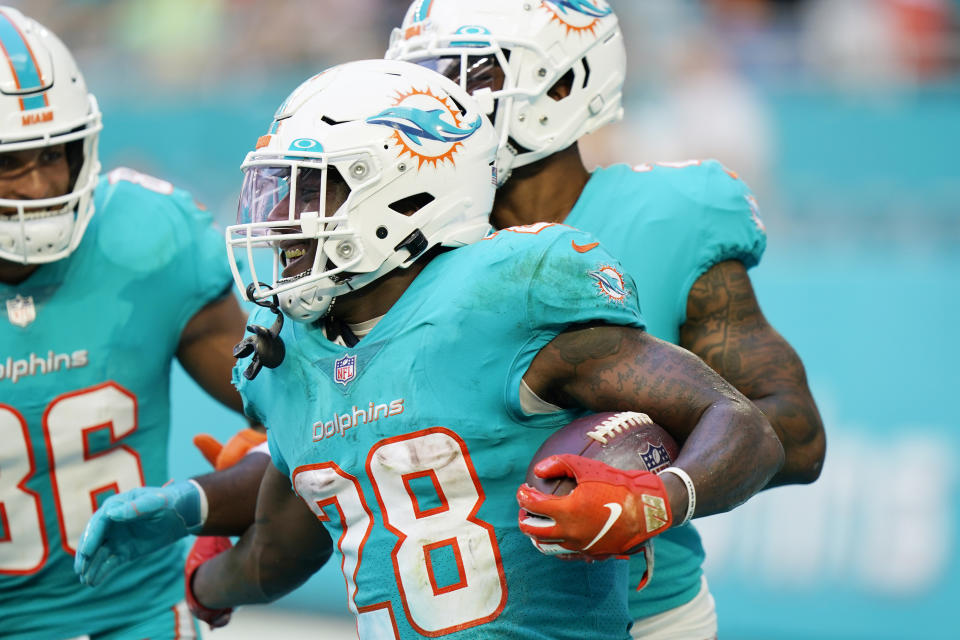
left=0, top=144, right=73, bottom=278
left=267, top=167, right=351, bottom=279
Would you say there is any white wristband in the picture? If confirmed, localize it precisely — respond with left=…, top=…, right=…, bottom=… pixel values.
left=658, top=466, right=696, bottom=526
left=187, top=478, right=209, bottom=531
left=249, top=441, right=271, bottom=457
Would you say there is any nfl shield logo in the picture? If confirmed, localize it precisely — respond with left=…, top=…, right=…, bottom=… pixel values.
left=334, top=354, right=357, bottom=386
left=6, top=295, right=36, bottom=328
left=640, top=442, right=671, bottom=474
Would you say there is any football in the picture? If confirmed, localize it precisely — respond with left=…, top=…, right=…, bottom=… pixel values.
left=525, top=411, right=679, bottom=495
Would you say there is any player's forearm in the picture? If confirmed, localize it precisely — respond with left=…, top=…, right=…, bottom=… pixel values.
left=192, top=534, right=273, bottom=608
left=752, top=389, right=825, bottom=488
left=671, top=398, right=783, bottom=519
left=716, top=337, right=825, bottom=487
left=193, top=526, right=326, bottom=608
left=192, top=452, right=270, bottom=535
left=688, top=352, right=825, bottom=489
left=527, top=325, right=784, bottom=517
left=607, top=332, right=785, bottom=514
left=680, top=260, right=826, bottom=489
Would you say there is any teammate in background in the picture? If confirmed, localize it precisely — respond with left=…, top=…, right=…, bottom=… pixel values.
left=0, top=7, right=266, bottom=639
left=76, top=59, right=782, bottom=638
left=386, top=0, right=826, bottom=637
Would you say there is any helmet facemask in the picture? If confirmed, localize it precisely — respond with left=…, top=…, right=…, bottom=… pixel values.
left=0, top=123, right=101, bottom=265
left=230, top=150, right=371, bottom=323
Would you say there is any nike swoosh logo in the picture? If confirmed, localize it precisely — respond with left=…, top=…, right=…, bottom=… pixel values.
left=583, top=502, right=622, bottom=551
left=571, top=240, right=599, bottom=253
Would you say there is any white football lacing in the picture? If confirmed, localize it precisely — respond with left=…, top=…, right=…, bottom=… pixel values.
left=585, top=411, right=654, bottom=444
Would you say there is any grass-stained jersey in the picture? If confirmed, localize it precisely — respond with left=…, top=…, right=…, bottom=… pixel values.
left=236, top=223, right=645, bottom=640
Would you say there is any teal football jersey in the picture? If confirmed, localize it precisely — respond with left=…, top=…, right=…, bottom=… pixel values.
left=564, top=160, right=767, bottom=619
left=0, top=169, right=232, bottom=639
left=236, top=223, right=645, bottom=640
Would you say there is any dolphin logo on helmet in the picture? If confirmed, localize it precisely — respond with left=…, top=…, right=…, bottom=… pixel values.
left=542, top=0, right=613, bottom=36
left=549, top=0, right=612, bottom=19
left=367, top=106, right=481, bottom=145
left=367, top=86, right=483, bottom=169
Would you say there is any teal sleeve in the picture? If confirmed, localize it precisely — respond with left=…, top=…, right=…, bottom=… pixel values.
left=90, top=174, right=234, bottom=349
left=231, top=306, right=289, bottom=475
left=670, top=160, right=769, bottom=326
left=230, top=306, right=275, bottom=425
left=504, top=227, right=645, bottom=425
left=693, top=160, right=767, bottom=272
left=526, top=228, right=646, bottom=332
left=168, top=191, right=234, bottom=336
left=231, top=360, right=264, bottom=424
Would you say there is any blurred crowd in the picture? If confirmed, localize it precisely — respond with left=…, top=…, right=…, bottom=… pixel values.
left=15, top=0, right=957, bottom=89
left=11, top=0, right=959, bottom=239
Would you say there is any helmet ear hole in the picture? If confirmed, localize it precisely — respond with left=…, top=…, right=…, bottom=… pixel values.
left=547, top=69, right=575, bottom=102
left=388, top=192, right=435, bottom=217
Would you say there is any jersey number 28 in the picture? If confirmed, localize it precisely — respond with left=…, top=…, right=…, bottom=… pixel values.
left=293, top=427, right=508, bottom=638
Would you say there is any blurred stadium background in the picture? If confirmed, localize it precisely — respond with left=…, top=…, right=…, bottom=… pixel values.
left=11, top=0, right=958, bottom=638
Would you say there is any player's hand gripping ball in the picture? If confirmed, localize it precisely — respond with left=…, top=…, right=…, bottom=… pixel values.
left=517, top=412, right=679, bottom=558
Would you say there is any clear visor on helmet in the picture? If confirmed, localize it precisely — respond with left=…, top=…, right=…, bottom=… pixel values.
left=236, top=160, right=353, bottom=234
left=418, top=54, right=507, bottom=95
left=227, top=156, right=359, bottom=304
left=238, top=165, right=313, bottom=227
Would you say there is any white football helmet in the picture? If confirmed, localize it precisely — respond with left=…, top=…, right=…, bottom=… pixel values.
left=226, top=59, right=497, bottom=323
left=386, top=0, right=625, bottom=185
left=0, top=6, right=102, bottom=264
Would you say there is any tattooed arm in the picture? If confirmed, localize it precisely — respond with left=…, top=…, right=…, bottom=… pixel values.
left=522, top=324, right=783, bottom=520
left=680, top=261, right=825, bottom=487
left=192, top=463, right=332, bottom=608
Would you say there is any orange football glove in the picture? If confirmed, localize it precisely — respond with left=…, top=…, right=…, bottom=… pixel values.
left=517, top=454, right=672, bottom=558
left=193, top=428, right=267, bottom=471
left=185, top=535, right=233, bottom=629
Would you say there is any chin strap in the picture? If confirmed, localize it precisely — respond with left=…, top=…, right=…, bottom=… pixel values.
left=233, top=283, right=286, bottom=380
left=323, top=314, right=359, bottom=348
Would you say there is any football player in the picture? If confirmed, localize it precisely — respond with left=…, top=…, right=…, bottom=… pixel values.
left=0, top=7, right=266, bottom=639
left=76, top=59, right=783, bottom=639
left=385, top=0, right=826, bottom=637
